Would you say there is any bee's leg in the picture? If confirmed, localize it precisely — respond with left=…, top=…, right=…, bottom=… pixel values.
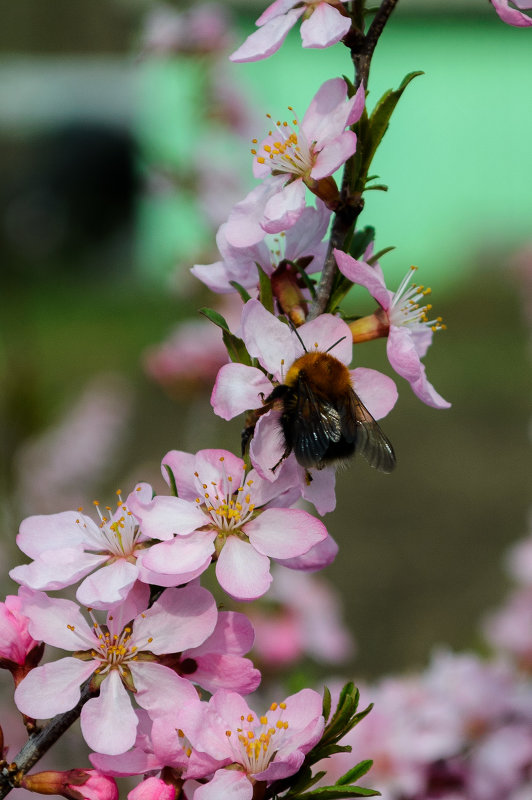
left=241, top=399, right=274, bottom=457
left=271, top=443, right=292, bottom=473
left=304, top=469, right=313, bottom=485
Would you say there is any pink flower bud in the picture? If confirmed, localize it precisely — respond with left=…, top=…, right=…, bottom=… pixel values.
left=22, top=770, right=118, bottom=800
left=128, top=777, right=176, bottom=800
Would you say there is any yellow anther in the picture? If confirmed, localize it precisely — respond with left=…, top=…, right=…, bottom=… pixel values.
left=260, top=716, right=268, bottom=725
left=257, top=156, right=265, bottom=164
left=251, top=149, right=257, bottom=155
left=270, top=702, right=278, bottom=711
left=279, top=702, right=287, bottom=709
left=226, top=730, right=232, bottom=737
left=67, top=624, right=75, bottom=631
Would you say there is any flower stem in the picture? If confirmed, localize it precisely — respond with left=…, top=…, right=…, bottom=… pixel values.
left=308, top=0, right=400, bottom=320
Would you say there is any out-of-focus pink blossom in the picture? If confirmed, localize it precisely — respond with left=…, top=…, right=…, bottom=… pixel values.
left=490, top=0, right=532, bottom=26
left=230, top=1, right=351, bottom=62
left=175, top=688, right=324, bottom=799
left=14, top=584, right=216, bottom=755
left=224, top=79, right=364, bottom=242
left=192, top=201, right=330, bottom=294
left=249, top=565, right=354, bottom=667
left=141, top=3, right=232, bottom=56
left=14, top=374, right=132, bottom=516
left=483, top=587, right=532, bottom=669
left=335, top=250, right=450, bottom=409
left=128, top=448, right=327, bottom=601
left=505, top=527, right=532, bottom=585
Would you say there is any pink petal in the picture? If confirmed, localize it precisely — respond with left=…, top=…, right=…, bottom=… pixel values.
left=311, top=131, right=357, bottom=179
left=300, top=3, right=351, bottom=47
left=161, top=450, right=196, bottom=498
left=134, top=585, right=217, bottom=653
left=76, top=559, right=139, bottom=610
left=491, top=0, right=532, bottom=25
left=130, top=661, right=199, bottom=718
left=82, top=670, right=138, bottom=755
left=19, top=588, right=96, bottom=650
left=188, top=611, right=255, bottom=657
left=277, top=533, right=338, bottom=571
left=191, top=653, right=261, bottom=695
left=139, top=532, right=215, bottom=578
left=190, top=260, right=235, bottom=293
left=301, top=468, right=337, bottom=515
left=350, top=367, right=398, bottom=420
left=334, top=249, right=390, bottom=308
left=249, top=410, right=286, bottom=481
left=257, top=0, right=299, bottom=25
left=128, top=777, right=176, bottom=800
left=283, top=200, right=331, bottom=263
left=241, top=299, right=297, bottom=377
left=410, top=364, right=451, bottom=410
left=216, top=537, right=272, bottom=600
left=346, top=82, right=367, bottom=126
left=16, top=511, right=88, bottom=557
left=262, top=179, right=306, bottom=233
left=106, top=582, right=150, bottom=635
left=10, top=548, right=106, bottom=592
left=229, top=8, right=303, bottom=62
left=387, top=325, right=424, bottom=383
left=298, top=313, right=353, bottom=365
left=301, top=78, right=351, bottom=146
left=90, top=749, right=162, bottom=778
left=132, top=495, right=206, bottom=540
left=211, top=363, right=273, bottom=420
left=245, top=508, right=327, bottom=559
left=194, top=449, right=246, bottom=490
left=224, top=177, right=286, bottom=248
left=15, top=657, right=95, bottom=718
left=194, top=769, right=252, bottom=800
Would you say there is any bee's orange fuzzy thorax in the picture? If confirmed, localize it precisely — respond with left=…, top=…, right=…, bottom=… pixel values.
left=284, top=352, right=352, bottom=395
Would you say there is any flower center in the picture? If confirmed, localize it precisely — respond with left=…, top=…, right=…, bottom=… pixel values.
left=251, top=108, right=313, bottom=178
left=389, top=266, right=446, bottom=332
left=194, top=457, right=256, bottom=533
left=77, top=492, right=141, bottom=558
left=225, top=702, right=289, bottom=775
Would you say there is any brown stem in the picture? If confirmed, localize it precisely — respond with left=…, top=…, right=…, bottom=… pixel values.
left=0, top=681, right=96, bottom=799
left=308, top=0, right=399, bottom=320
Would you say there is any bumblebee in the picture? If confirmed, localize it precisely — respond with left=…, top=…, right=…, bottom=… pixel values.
left=262, top=349, right=396, bottom=473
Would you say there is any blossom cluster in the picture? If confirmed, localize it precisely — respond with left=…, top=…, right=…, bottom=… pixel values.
left=1, top=2, right=529, bottom=800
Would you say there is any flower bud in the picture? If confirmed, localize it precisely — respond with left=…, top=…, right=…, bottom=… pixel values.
left=128, top=776, right=177, bottom=800
left=0, top=594, right=44, bottom=686
left=271, top=260, right=309, bottom=326
left=22, top=769, right=118, bottom=800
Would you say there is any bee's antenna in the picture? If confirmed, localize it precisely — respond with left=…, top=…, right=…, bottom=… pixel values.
left=326, top=336, right=347, bottom=353
left=285, top=316, right=308, bottom=352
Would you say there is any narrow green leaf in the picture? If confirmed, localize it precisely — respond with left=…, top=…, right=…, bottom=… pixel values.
left=162, top=464, right=178, bottom=497
left=336, top=760, right=373, bottom=786
left=367, top=246, right=395, bottom=265
left=363, top=184, right=388, bottom=192
left=350, top=227, right=375, bottom=259
left=221, top=330, right=252, bottom=366
left=229, top=281, right=252, bottom=302
left=294, top=786, right=380, bottom=799
left=257, top=264, right=274, bottom=313
left=322, top=686, right=332, bottom=722
left=199, top=307, right=231, bottom=333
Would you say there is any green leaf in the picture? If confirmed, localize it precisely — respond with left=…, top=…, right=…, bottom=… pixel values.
left=367, top=246, right=395, bottom=265
left=336, top=761, right=373, bottom=786
left=229, top=281, right=252, bottom=302
left=257, top=264, right=274, bottom=313
left=363, top=184, right=388, bottom=192
left=353, top=71, right=423, bottom=191
left=322, top=686, right=332, bottom=723
left=162, top=464, right=178, bottom=497
left=293, top=786, right=380, bottom=799
left=350, top=227, right=375, bottom=259
left=199, top=307, right=252, bottom=365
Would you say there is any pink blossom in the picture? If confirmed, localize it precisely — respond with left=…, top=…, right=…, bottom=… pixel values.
left=14, top=584, right=217, bottom=755
left=176, top=688, right=324, bottom=799
left=483, top=587, right=532, bottom=668
left=224, top=79, right=365, bottom=242
left=250, top=565, right=354, bottom=667
left=128, top=448, right=327, bottom=601
left=191, top=201, right=330, bottom=294
left=211, top=300, right=398, bottom=498
left=141, top=3, right=232, bottom=56
left=230, top=1, right=351, bottom=62
left=0, top=593, right=41, bottom=668
left=490, top=0, right=532, bottom=26
left=335, top=250, right=450, bottom=409
left=127, top=777, right=175, bottom=800
left=10, top=485, right=160, bottom=611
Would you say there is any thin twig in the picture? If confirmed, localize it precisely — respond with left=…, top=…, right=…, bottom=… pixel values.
left=308, top=0, right=399, bottom=319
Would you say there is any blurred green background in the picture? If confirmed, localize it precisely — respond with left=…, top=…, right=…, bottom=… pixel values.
left=0, top=0, right=531, bottom=698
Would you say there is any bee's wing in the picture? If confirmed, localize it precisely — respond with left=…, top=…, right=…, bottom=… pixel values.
left=342, top=390, right=396, bottom=473
left=290, top=375, right=342, bottom=468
